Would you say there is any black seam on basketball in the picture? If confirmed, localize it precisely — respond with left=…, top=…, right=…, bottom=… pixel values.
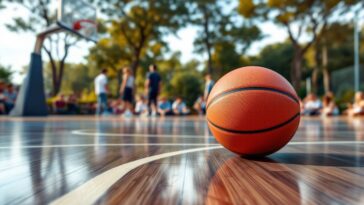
left=207, top=113, right=300, bottom=134
left=206, top=87, right=299, bottom=110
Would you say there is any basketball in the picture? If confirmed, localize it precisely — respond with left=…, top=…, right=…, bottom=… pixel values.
left=206, top=66, right=300, bottom=156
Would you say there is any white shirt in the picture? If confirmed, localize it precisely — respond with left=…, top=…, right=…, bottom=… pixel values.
left=304, top=100, right=322, bottom=110
left=135, top=101, right=148, bottom=113
left=124, top=75, right=134, bottom=88
left=94, top=74, right=108, bottom=95
left=172, top=101, right=186, bottom=112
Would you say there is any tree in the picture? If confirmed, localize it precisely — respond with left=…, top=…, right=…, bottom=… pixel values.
left=0, top=0, right=5, bottom=9
left=95, top=0, right=189, bottom=75
left=87, top=37, right=129, bottom=96
left=210, top=25, right=262, bottom=77
left=306, top=23, right=360, bottom=93
left=0, top=64, right=13, bottom=83
left=43, top=61, right=98, bottom=96
left=188, top=0, right=228, bottom=74
left=239, top=0, right=344, bottom=91
left=211, top=41, right=243, bottom=76
left=88, top=25, right=167, bottom=96
left=5, top=0, right=80, bottom=96
left=251, top=41, right=294, bottom=82
left=189, top=0, right=261, bottom=75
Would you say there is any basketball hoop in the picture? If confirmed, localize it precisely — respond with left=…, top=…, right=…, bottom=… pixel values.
left=72, top=19, right=97, bottom=39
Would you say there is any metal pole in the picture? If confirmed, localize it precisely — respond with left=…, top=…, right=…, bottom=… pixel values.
left=34, top=24, right=62, bottom=54
left=306, top=77, right=311, bottom=94
left=354, top=10, right=360, bottom=92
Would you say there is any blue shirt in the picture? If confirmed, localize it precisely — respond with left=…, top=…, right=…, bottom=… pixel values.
left=147, top=72, right=161, bottom=92
left=158, top=101, right=171, bottom=110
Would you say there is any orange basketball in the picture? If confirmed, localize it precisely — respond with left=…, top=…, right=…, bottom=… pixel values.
left=206, top=66, right=300, bottom=156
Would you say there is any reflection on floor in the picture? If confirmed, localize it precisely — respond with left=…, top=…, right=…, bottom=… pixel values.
left=0, top=116, right=363, bottom=204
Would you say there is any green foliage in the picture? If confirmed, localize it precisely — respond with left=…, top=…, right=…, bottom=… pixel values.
left=0, top=0, right=4, bottom=9
left=94, top=0, right=189, bottom=74
left=211, top=41, right=243, bottom=76
left=0, top=64, right=13, bottom=83
left=251, top=42, right=294, bottom=81
left=169, top=70, right=202, bottom=107
left=43, top=62, right=97, bottom=95
left=189, top=0, right=262, bottom=73
left=4, top=0, right=81, bottom=96
left=5, top=0, right=57, bottom=31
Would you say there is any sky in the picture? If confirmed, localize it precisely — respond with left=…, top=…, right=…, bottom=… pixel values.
left=0, top=2, right=361, bottom=84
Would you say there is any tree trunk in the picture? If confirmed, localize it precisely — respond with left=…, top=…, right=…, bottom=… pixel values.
left=54, top=60, right=66, bottom=96
left=202, top=7, right=212, bottom=74
left=206, top=40, right=212, bottom=74
left=116, top=68, right=122, bottom=97
left=131, top=55, right=140, bottom=77
left=43, top=50, right=58, bottom=97
left=291, top=48, right=303, bottom=92
left=311, top=43, right=321, bottom=94
left=50, top=59, right=58, bottom=97
left=311, top=68, right=319, bottom=94
left=322, top=44, right=330, bottom=93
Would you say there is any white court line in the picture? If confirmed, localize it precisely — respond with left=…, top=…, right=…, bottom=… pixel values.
left=0, top=143, right=220, bottom=149
left=71, top=130, right=214, bottom=138
left=290, top=141, right=364, bottom=145
left=72, top=129, right=364, bottom=139
left=1, top=141, right=364, bottom=149
left=50, top=146, right=221, bottom=205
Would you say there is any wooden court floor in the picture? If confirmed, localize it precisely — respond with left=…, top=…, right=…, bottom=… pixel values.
left=0, top=116, right=363, bottom=205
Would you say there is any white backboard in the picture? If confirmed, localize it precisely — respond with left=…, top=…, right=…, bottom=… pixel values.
left=57, top=0, right=97, bottom=42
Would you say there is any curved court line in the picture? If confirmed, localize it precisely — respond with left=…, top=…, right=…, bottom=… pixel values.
left=71, top=130, right=215, bottom=138
left=46, top=140, right=364, bottom=204
left=1, top=141, right=364, bottom=149
left=49, top=146, right=221, bottom=205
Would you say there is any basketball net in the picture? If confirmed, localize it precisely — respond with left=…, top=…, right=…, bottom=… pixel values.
left=72, top=19, right=97, bottom=38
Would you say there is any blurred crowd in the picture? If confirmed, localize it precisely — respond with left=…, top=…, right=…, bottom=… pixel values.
left=301, top=91, right=364, bottom=117
left=92, top=65, right=214, bottom=117
left=2, top=68, right=364, bottom=118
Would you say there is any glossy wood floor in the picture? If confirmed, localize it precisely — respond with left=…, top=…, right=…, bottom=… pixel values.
left=0, top=116, right=364, bottom=205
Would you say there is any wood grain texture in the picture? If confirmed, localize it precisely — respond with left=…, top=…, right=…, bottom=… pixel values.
left=0, top=116, right=363, bottom=205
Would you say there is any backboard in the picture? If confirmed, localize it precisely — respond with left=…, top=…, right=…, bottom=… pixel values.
left=57, top=0, right=98, bottom=42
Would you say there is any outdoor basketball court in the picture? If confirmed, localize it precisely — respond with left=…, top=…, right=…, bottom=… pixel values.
left=0, top=116, right=363, bottom=204
left=1, top=0, right=364, bottom=204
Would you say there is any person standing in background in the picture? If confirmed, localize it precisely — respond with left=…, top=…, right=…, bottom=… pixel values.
left=145, top=64, right=161, bottom=116
left=94, top=69, right=109, bottom=115
left=204, top=74, right=214, bottom=101
left=120, top=67, right=135, bottom=117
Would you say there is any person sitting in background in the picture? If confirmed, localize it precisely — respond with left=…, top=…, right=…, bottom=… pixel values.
left=193, top=95, right=206, bottom=115
left=157, top=97, right=172, bottom=116
left=0, top=82, right=6, bottom=114
left=172, top=97, right=190, bottom=115
left=135, top=95, right=148, bottom=116
left=321, top=92, right=339, bottom=116
left=110, top=99, right=123, bottom=114
left=67, top=94, right=79, bottom=114
left=302, top=93, right=322, bottom=116
left=4, top=84, right=17, bottom=114
left=53, top=94, right=68, bottom=114
left=344, top=91, right=364, bottom=116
